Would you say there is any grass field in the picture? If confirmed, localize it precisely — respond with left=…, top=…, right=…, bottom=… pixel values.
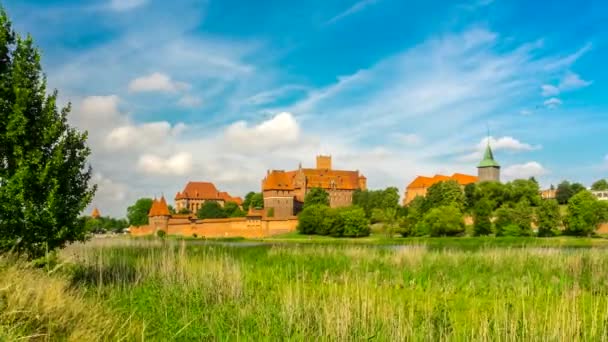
left=3, top=236, right=608, bottom=340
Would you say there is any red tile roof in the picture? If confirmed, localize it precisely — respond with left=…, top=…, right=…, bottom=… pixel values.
left=148, top=196, right=171, bottom=217
left=91, top=207, right=101, bottom=219
left=407, top=173, right=477, bottom=189
left=175, top=181, right=242, bottom=204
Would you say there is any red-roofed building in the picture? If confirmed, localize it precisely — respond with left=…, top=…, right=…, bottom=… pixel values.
left=403, top=173, right=478, bottom=205
left=174, top=182, right=243, bottom=213
left=262, top=155, right=367, bottom=218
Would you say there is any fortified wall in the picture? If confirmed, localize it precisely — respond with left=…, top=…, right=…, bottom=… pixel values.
left=129, top=197, right=297, bottom=238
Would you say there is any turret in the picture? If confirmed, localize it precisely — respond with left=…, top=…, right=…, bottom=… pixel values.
left=477, top=142, right=500, bottom=183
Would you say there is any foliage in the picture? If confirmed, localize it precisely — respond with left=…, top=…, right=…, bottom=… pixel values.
left=178, top=208, right=191, bottom=215
left=84, top=216, right=128, bottom=233
left=472, top=197, right=493, bottom=236
left=404, top=196, right=425, bottom=236
left=464, top=183, right=477, bottom=211
left=304, top=187, right=330, bottom=208
left=0, top=10, right=96, bottom=258
left=224, top=201, right=246, bottom=218
left=167, top=205, right=176, bottom=215
left=424, top=181, right=465, bottom=212
left=591, top=179, right=608, bottom=191
left=474, top=181, right=508, bottom=210
left=417, top=205, right=465, bottom=237
left=336, top=206, right=370, bottom=237
left=243, top=192, right=264, bottom=210
left=371, top=207, right=400, bottom=238
left=556, top=181, right=586, bottom=205
left=297, top=204, right=329, bottom=235
left=508, top=179, right=541, bottom=206
left=196, top=201, right=228, bottom=220
left=127, top=198, right=153, bottom=226
left=536, top=199, right=561, bottom=237
left=156, top=230, right=166, bottom=239
left=564, top=190, right=608, bottom=236
left=353, top=187, right=400, bottom=218
left=494, top=200, right=533, bottom=237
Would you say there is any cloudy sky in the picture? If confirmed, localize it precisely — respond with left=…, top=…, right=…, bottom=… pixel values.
left=4, top=0, right=607, bottom=217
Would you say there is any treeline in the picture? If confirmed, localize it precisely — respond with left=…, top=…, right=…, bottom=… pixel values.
left=403, top=178, right=608, bottom=237
left=84, top=216, right=128, bottom=234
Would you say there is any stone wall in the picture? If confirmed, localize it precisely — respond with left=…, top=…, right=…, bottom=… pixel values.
left=130, top=216, right=298, bottom=238
left=478, top=167, right=500, bottom=183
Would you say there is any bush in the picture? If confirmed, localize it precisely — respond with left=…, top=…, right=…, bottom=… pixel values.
left=156, top=230, right=167, bottom=239
left=494, top=200, right=533, bottom=237
left=473, top=198, right=493, bottom=236
left=297, top=205, right=329, bottom=235
left=338, top=207, right=370, bottom=237
left=417, top=205, right=465, bottom=237
left=536, top=199, right=561, bottom=237
left=564, top=190, right=607, bottom=236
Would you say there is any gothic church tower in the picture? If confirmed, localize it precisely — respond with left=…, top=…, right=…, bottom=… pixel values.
left=477, top=141, right=500, bottom=183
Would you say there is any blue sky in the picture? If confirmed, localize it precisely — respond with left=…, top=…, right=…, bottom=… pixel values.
left=4, top=0, right=608, bottom=216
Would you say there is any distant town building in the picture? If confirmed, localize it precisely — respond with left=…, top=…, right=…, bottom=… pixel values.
left=262, top=155, right=367, bottom=218
left=540, top=188, right=557, bottom=200
left=403, top=173, right=478, bottom=205
left=174, top=182, right=243, bottom=213
left=477, top=142, right=500, bottom=183
left=91, top=207, right=101, bottom=219
left=591, top=190, right=608, bottom=201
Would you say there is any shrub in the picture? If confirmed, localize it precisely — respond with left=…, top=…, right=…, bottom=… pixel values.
left=495, top=200, right=533, bottom=237
left=418, top=205, right=465, bottom=237
left=473, top=197, right=493, bottom=236
left=297, top=205, right=329, bottom=235
left=338, top=206, right=370, bottom=237
left=564, top=190, right=607, bottom=236
left=156, top=230, right=166, bottom=239
left=536, top=199, right=561, bottom=237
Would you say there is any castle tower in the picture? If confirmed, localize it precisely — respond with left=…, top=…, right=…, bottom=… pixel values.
left=91, top=207, right=101, bottom=219
left=477, top=141, right=500, bottom=183
left=148, top=196, right=171, bottom=232
left=316, top=155, right=332, bottom=170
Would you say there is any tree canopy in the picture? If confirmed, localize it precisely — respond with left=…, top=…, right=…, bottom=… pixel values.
left=304, top=187, right=330, bottom=208
left=0, top=9, right=95, bottom=258
left=243, top=192, right=263, bottom=210
left=353, top=187, right=400, bottom=219
left=591, top=179, right=608, bottom=191
left=196, top=201, right=228, bottom=220
left=127, top=198, right=153, bottom=226
left=564, top=191, right=608, bottom=236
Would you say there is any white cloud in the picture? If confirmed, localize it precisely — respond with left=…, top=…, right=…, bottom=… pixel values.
left=137, top=152, right=193, bottom=175
left=520, top=109, right=532, bottom=116
left=128, top=72, right=190, bottom=93
left=177, top=95, right=203, bottom=108
left=105, top=121, right=186, bottom=150
left=541, top=84, right=560, bottom=97
left=326, top=0, right=379, bottom=25
left=559, top=71, right=591, bottom=90
left=503, top=162, right=548, bottom=180
left=224, top=112, right=300, bottom=149
left=544, top=97, right=562, bottom=109
left=109, top=0, right=147, bottom=12
left=460, top=136, right=540, bottom=162
left=540, top=71, right=591, bottom=97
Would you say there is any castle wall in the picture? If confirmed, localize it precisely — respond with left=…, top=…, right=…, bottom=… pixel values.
left=263, top=189, right=295, bottom=218
left=130, top=216, right=298, bottom=238
left=328, top=189, right=355, bottom=208
left=403, top=187, right=427, bottom=205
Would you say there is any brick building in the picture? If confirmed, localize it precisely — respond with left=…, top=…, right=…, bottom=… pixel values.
left=262, top=155, right=367, bottom=218
left=174, top=182, right=242, bottom=213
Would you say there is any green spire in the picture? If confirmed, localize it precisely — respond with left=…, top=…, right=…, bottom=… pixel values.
left=478, top=143, right=500, bottom=168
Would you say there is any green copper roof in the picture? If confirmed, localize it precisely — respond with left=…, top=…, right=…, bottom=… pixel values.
left=478, top=144, right=500, bottom=168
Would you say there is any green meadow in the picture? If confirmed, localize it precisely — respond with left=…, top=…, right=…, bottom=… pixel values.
left=3, top=236, right=608, bottom=340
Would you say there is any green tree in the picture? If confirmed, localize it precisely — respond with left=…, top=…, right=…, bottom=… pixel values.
left=417, top=205, right=465, bottom=237
left=536, top=199, right=561, bottom=237
left=464, top=183, right=477, bottom=211
left=353, top=187, right=400, bottom=219
left=224, top=201, right=245, bottom=217
left=591, top=179, right=608, bottom=191
left=555, top=181, right=573, bottom=205
left=513, top=199, right=533, bottom=236
left=338, top=206, right=370, bottom=237
left=474, top=181, right=509, bottom=210
left=473, top=197, right=493, bottom=236
left=297, top=204, right=328, bottom=235
left=196, top=201, right=227, bottom=219
left=564, top=190, right=607, bottom=236
left=167, top=205, right=176, bottom=215
left=304, top=187, right=330, bottom=208
left=508, top=179, right=541, bottom=206
left=127, top=198, right=153, bottom=226
left=177, top=208, right=191, bottom=215
left=424, top=180, right=465, bottom=211
left=372, top=207, right=400, bottom=238
left=405, top=196, right=426, bottom=236
left=249, top=193, right=264, bottom=209
left=243, top=191, right=255, bottom=211
left=494, top=200, right=533, bottom=236
left=0, top=10, right=96, bottom=258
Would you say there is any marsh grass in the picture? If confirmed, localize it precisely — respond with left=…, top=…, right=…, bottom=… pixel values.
left=47, top=239, right=608, bottom=340
left=4, top=237, right=608, bottom=340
